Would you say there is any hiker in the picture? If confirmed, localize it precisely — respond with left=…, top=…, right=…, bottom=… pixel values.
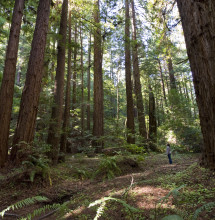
left=166, top=143, right=172, bottom=164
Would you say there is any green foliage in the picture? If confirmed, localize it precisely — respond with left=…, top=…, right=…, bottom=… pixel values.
left=124, top=144, right=146, bottom=154
left=22, top=142, right=51, bottom=184
left=0, top=196, right=48, bottom=218
left=94, top=156, right=121, bottom=180
left=88, top=196, right=140, bottom=220
left=24, top=203, right=61, bottom=220
left=193, top=201, right=215, bottom=220
left=162, top=215, right=184, bottom=220
left=71, top=167, right=91, bottom=180
left=157, top=185, right=186, bottom=205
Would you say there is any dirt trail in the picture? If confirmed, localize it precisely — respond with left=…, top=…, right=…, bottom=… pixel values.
left=0, top=153, right=202, bottom=219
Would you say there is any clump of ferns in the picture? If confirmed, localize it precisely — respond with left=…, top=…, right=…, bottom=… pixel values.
left=22, top=154, right=52, bottom=185
left=71, top=167, right=91, bottom=180
left=94, top=156, right=121, bottom=180
left=0, top=196, right=71, bottom=220
left=0, top=196, right=49, bottom=219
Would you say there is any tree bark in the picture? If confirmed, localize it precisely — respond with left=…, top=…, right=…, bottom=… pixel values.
left=167, top=56, right=177, bottom=90
left=93, top=0, right=104, bottom=150
left=148, top=84, right=157, bottom=150
left=87, top=32, right=91, bottom=131
left=131, top=0, right=147, bottom=140
left=60, top=11, right=72, bottom=153
left=80, top=24, right=84, bottom=135
left=0, top=0, right=25, bottom=167
left=11, top=0, right=51, bottom=162
left=125, top=0, right=135, bottom=144
left=72, top=22, right=77, bottom=110
left=47, top=0, right=68, bottom=164
left=158, top=59, right=167, bottom=105
left=176, top=0, right=215, bottom=169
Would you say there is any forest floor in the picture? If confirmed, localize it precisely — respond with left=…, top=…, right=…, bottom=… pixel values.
left=0, top=152, right=215, bottom=220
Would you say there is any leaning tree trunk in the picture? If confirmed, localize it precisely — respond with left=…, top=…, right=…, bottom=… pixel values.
left=60, top=11, right=72, bottom=153
left=176, top=0, right=215, bottom=169
left=0, top=0, right=25, bottom=167
left=131, top=0, right=147, bottom=140
left=11, top=0, right=51, bottom=163
left=125, top=0, right=135, bottom=144
left=47, top=0, right=68, bottom=164
left=93, top=0, right=104, bottom=151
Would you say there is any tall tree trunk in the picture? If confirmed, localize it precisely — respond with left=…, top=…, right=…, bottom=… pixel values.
left=167, top=56, right=177, bottom=90
left=176, top=0, right=215, bottom=169
left=60, top=11, right=72, bottom=153
left=11, top=0, right=51, bottom=162
left=80, top=24, right=84, bottom=135
left=125, top=0, right=135, bottom=144
left=0, top=0, right=25, bottom=167
left=158, top=59, right=167, bottom=105
left=93, top=0, right=104, bottom=150
left=131, top=0, right=147, bottom=140
left=87, top=32, right=91, bottom=131
left=148, top=84, right=157, bottom=150
left=47, top=0, right=68, bottom=164
left=189, top=80, right=197, bottom=118
left=72, top=22, right=77, bottom=110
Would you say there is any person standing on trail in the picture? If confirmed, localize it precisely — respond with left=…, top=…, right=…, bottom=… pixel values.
left=166, top=143, right=172, bottom=164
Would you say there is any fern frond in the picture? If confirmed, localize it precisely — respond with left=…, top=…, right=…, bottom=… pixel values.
left=157, top=184, right=186, bottom=204
left=25, top=203, right=60, bottom=220
left=193, top=201, right=215, bottom=220
left=0, top=196, right=48, bottom=218
left=94, top=201, right=106, bottom=220
left=89, top=196, right=140, bottom=219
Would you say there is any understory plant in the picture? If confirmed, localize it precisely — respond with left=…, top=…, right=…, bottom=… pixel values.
left=94, top=156, right=121, bottom=180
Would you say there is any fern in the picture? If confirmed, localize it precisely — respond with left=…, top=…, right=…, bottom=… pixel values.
left=193, top=201, right=215, bottom=220
left=89, top=196, right=140, bottom=220
left=22, top=203, right=61, bottom=220
left=157, top=184, right=186, bottom=204
left=0, top=196, right=48, bottom=218
left=95, top=156, right=121, bottom=180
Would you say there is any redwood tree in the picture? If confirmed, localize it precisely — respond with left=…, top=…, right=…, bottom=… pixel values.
left=47, top=0, right=68, bottom=164
left=0, top=0, right=25, bottom=167
left=125, top=0, right=135, bottom=143
left=11, top=0, right=51, bottom=162
left=131, top=0, right=147, bottom=140
left=60, top=11, right=72, bottom=153
left=93, top=0, right=104, bottom=149
left=87, top=33, right=92, bottom=131
left=176, top=0, right=215, bottom=169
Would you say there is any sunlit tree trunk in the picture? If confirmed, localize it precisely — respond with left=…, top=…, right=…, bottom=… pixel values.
left=0, top=0, right=25, bottom=167
left=176, top=0, right=215, bottom=169
left=60, top=11, right=72, bottom=153
left=125, top=0, right=135, bottom=144
left=11, top=0, right=51, bottom=163
left=47, top=0, right=68, bottom=164
left=93, top=0, right=104, bottom=150
left=131, top=0, right=147, bottom=140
